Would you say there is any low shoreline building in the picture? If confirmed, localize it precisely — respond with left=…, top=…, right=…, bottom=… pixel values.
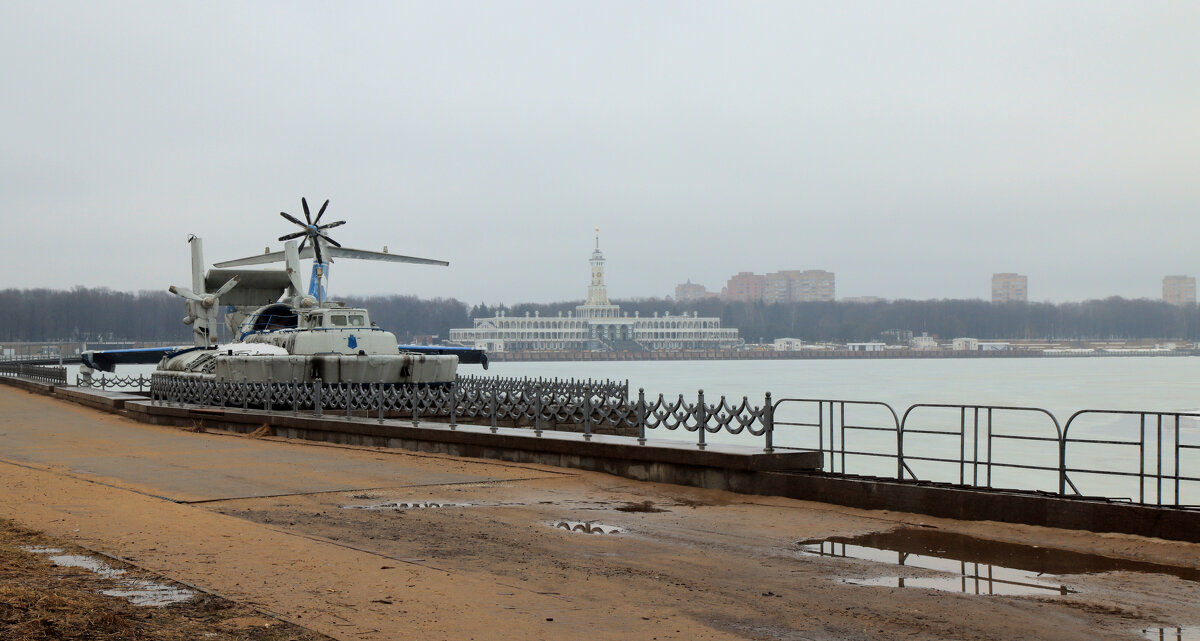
left=449, top=232, right=742, bottom=353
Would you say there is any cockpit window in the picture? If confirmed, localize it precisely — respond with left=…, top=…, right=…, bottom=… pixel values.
left=330, top=314, right=347, bottom=326
left=348, top=315, right=365, bottom=327
left=310, top=315, right=323, bottom=327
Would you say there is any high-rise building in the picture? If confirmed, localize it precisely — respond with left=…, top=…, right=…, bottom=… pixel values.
left=725, top=272, right=766, bottom=302
left=1163, top=275, right=1197, bottom=306
left=991, top=273, right=1028, bottom=303
left=728, top=270, right=835, bottom=303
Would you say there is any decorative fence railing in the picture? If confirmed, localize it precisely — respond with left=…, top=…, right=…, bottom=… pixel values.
left=147, top=374, right=773, bottom=449
left=76, top=374, right=154, bottom=393
left=0, top=363, right=67, bottom=385
left=455, top=374, right=628, bottom=403
left=66, top=371, right=1200, bottom=509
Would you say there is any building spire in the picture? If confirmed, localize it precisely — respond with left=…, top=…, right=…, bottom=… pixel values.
left=595, top=226, right=600, bottom=251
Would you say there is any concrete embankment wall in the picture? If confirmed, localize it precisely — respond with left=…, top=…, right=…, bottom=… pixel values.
left=5, top=375, right=1199, bottom=543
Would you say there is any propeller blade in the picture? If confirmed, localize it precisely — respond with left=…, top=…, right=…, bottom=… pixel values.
left=314, top=199, right=330, bottom=224
left=301, top=197, right=312, bottom=224
left=278, top=230, right=308, bottom=241
left=313, top=242, right=325, bottom=265
left=316, top=231, right=341, bottom=248
left=212, top=276, right=240, bottom=297
left=297, top=245, right=315, bottom=259
left=318, top=220, right=345, bottom=230
left=280, top=211, right=307, bottom=228
left=169, top=285, right=204, bottom=302
left=325, top=246, right=449, bottom=266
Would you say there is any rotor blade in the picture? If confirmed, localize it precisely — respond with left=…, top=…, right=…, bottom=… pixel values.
left=317, top=220, right=345, bottom=230
left=168, top=285, right=204, bottom=302
left=298, top=236, right=308, bottom=253
left=298, top=245, right=315, bottom=259
left=313, top=242, right=325, bottom=265
left=325, top=246, right=449, bottom=266
left=316, top=231, right=341, bottom=248
left=213, top=250, right=285, bottom=267
left=313, top=199, right=329, bottom=224
left=280, top=211, right=307, bottom=228
left=301, top=197, right=312, bottom=224
left=278, top=230, right=308, bottom=241
left=212, top=276, right=240, bottom=297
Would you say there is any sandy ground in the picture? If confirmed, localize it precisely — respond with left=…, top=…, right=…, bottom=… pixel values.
left=1, top=384, right=1198, bottom=640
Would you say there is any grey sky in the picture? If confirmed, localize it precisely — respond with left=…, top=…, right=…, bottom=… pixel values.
left=2, top=2, right=1197, bottom=305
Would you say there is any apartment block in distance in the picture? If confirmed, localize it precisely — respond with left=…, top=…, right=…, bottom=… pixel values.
left=1163, top=275, right=1197, bottom=306
left=724, top=272, right=766, bottom=302
left=991, top=273, right=1028, bottom=303
left=726, top=270, right=836, bottom=303
left=764, top=270, right=835, bottom=303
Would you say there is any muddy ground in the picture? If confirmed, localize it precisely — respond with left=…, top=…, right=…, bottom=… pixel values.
left=1, top=385, right=1198, bottom=640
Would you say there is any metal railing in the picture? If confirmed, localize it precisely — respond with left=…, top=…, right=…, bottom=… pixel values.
left=771, top=398, right=1198, bottom=508
left=0, top=362, right=67, bottom=385
left=1062, top=410, right=1200, bottom=506
left=76, top=374, right=154, bottom=393
left=148, top=374, right=774, bottom=450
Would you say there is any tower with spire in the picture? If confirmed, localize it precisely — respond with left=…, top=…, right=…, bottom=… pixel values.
left=577, top=227, right=620, bottom=318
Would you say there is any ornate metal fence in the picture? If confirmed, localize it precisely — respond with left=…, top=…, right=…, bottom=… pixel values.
left=0, top=362, right=67, bottom=385
left=76, top=374, right=154, bottom=393
left=148, top=374, right=775, bottom=449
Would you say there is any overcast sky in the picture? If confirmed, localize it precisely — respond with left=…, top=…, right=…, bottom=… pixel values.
left=2, top=2, right=1198, bottom=305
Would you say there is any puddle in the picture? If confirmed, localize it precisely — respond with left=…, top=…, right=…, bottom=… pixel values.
left=100, top=580, right=196, bottom=607
left=614, top=501, right=669, bottom=513
left=343, top=501, right=470, bottom=511
left=799, top=529, right=1200, bottom=596
left=552, top=520, right=621, bottom=535
left=23, top=548, right=195, bottom=607
left=20, top=545, right=64, bottom=554
left=1141, top=628, right=1199, bottom=641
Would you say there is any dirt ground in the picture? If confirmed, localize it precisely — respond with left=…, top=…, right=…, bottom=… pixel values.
left=0, top=519, right=329, bottom=641
left=1, top=384, right=1198, bottom=640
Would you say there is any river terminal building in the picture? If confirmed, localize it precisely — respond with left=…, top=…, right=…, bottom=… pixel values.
left=448, top=232, right=741, bottom=353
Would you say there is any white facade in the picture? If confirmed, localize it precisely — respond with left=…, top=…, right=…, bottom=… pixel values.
left=449, top=232, right=741, bottom=352
left=846, top=342, right=885, bottom=352
left=773, top=338, right=804, bottom=351
left=952, top=338, right=979, bottom=351
left=910, top=334, right=939, bottom=350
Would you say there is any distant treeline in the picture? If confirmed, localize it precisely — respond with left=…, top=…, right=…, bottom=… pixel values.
left=1, top=287, right=1198, bottom=343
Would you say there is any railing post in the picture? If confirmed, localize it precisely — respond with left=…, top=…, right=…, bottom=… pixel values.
left=448, top=384, right=458, bottom=430
left=377, top=384, right=385, bottom=424
left=763, top=392, right=774, bottom=453
left=242, top=377, right=249, bottom=411
left=412, top=385, right=420, bottom=427
left=490, top=392, right=498, bottom=433
left=696, top=389, right=707, bottom=450
left=637, top=388, right=647, bottom=445
left=582, top=393, right=592, bottom=441
left=291, top=378, right=299, bottom=415
left=266, top=374, right=273, bottom=415
left=313, top=378, right=323, bottom=417
left=535, top=389, right=543, bottom=437
left=346, top=383, right=354, bottom=420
